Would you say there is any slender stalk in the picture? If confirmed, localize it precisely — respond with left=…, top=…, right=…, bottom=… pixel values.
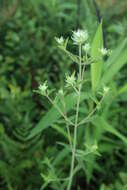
left=46, top=95, right=74, bottom=127
left=71, top=85, right=79, bottom=95
left=78, top=91, right=107, bottom=126
left=79, top=44, right=82, bottom=80
left=62, top=95, right=72, bottom=149
left=66, top=123, right=72, bottom=149
left=81, top=52, right=87, bottom=80
left=67, top=44, right=82, bottom=190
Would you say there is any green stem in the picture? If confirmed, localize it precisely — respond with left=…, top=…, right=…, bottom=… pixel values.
left=46, top=95, right=74, bottom=127
left=67, top=44, right=82, bottom=190
left=81, top=52, right=87, bottom=80
left=78, top=91, right=107, bottom=126
left=62, top=95, right=72, bottom=149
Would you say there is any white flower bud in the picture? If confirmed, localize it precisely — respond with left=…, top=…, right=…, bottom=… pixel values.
left=55, top=36, right=64, bottom=45
left=38, top=82, right=48, bottom=96
left=103, top=86, right=110, bottom=93
left=66, top=73, right=76, bottom=86
left=91, top=144, right=98, bottom=152
left=83, top=43, right=90, bottom=53
left=100, top=48, right=108, bottom=56
left=58, top=89, right=64, bottom=95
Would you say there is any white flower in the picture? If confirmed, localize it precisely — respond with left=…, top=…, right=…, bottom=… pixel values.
left=100, top=48, right=108, bottom=56
left=38, top=82, right=48, bottom=95
left=55, top=36, right=64, bottom=45
left=91, top=144, right=98, bottom=152
left=58, top=89, right=64, bottom=95
left=103, top=86, right=110, bottom=93
left=66, top=73, right=76, bottom=86
left=83, top=43, right=90, bottom=52
left=72, top=29, right=88, bottom=45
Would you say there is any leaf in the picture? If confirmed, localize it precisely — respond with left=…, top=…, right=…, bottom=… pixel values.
left=51, top=124, right=68, bottom=139
left=92, top=116, right=127, bottom=145
left=84, top=115, right=127, bottom=183
left=53, top=148, right=69, bottom=166
left=28, top=92, right=89, bottom=139
left=99, top=143, right=115, bottom=153
left=101, top=49, right=127, bottom=85
left=103, top=38, right=127, bottom=70
left=91, top=21, right=103, bottom=92
left=118, top=83, right=127, bottom=94
left=62, top=49, right=79, bottom=64
left=60, top=3, right=77, bottom=10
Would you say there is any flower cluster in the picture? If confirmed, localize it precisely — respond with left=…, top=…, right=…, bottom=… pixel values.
left=99, top=48, right=112, bottom=56
left=66, top=73, right=76, bottom=87
left=58, top=88, right=64, bottom=95
left=103, top=86, right=110, bottom=93
left=72, top=29, right=88, bottom=45
left=38, top=82, right=48, bottom=96
left=83, top=43, right=90, bottom=53
left=55, top=36, right=64, bottom=45
left=100, top=48, right=108, bottom=56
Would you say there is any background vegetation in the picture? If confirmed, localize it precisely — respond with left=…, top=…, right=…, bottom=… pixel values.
left=0, top=0, right=127, bottom=189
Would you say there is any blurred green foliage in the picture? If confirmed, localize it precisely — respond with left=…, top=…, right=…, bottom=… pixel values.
left=0, top=0, right=127, bottom=189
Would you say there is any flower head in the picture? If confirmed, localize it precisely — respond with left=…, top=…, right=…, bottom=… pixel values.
left=38, top=82, right=48, bottom=96
left=66, top=73, right=76, bottom=87
left=91, top=144, right=98, bottom=152
left=72, top=29, right=88, bottom=45
left=55, top=36, right=64, bottom=45
left=58, top=88, right=64, bottom=95
left=100, top=48, right=108, bottom=56
left=83, top=43, right=90, bottom=53
left=103, top=86, right=110, bottom=93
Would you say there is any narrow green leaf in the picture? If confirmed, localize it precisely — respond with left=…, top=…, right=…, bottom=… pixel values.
left=28, top=93, right=89, bottom=139
left=91, top=21, right=103, bottom=92
left=101, top=49, right=127, bottom=85
left=118, top=83, right=127, bottom=94
left=53, top=148, right=69, bottom=166
left=51, top=124, right=68, bottom=139
left=92, top=116, right=127, bottom=145
left=104, top=38, right=127, bottom=70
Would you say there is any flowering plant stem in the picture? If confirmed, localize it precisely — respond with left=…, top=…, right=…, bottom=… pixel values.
left=62, top=94, right=72, bottom=149
left=37, top=29, right=110, bottom=190
left=46, top=95, right=74, bottom=127
left=67, top=44, right=82, bottom=190
left=78, top=91, right=107, bottom=126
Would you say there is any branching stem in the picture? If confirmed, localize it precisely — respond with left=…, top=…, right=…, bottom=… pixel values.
left=78, top=92, right=107, bottom=126
left=46, top=95, right=74, bottom=127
